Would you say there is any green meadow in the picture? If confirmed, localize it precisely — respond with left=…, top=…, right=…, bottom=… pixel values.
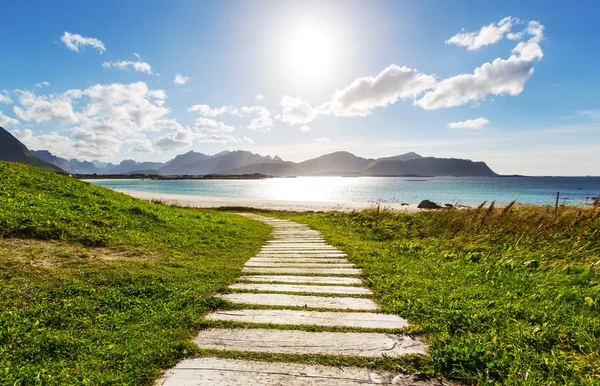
left=0, top=161, right=270, bottom=385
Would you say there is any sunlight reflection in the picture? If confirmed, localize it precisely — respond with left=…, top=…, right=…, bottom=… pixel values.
left=262, top=177, right=361, bottom=202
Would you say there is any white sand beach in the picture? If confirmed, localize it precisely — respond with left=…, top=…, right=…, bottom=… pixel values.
left=116, top=189, right=420, bottom=212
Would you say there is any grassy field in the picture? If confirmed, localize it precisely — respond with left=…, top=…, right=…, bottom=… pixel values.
left=3, top=160, right=599, bottom=385
left=0, top=161, right=271, bottom=385
left=266, top=202, right=600, bottom=385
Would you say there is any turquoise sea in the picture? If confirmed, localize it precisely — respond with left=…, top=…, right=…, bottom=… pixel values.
left=91, top=176, right=600, bottom=206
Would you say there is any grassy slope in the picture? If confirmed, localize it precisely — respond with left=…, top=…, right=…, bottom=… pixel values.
left=0, top=161, right=270, bottom=385
left=272, top=203, right=600, bottom=385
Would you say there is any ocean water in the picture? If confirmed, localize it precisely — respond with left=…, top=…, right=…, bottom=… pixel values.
left=90, top=176, right=600, bottom=206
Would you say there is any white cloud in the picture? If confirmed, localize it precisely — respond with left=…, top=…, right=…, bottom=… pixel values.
left=448, top=117, right=490, bottom=129
left=416, top=57, right=534, bottom=109
left=417, top=20, right=544, bottom=110
left=61, top=89, right=84, bottom=101
left=12, top=81, right=181, bottom=159
left=69, top=127, right=123, bottom=158
left=314, top=137, right=331, bottom=142
left=189, top=103, right=272, bottom=131
left=576, top=109, right=600, bottom=120
left=155, top=129, right=196, bottom=151
left=128, top=137, right=160, bottom=154
left=241, top=106, right=273, bottom=131
left=11, top=128, right=77, bottom=157
left=194, top=117, right=234, bottom=132
left=77, top=81, right=171, bottom=134
left=197, top=133, right=255, bottom=144
left=255, top=93, right=264, bottom=101
left=103, top=59, right=153, bottom=75
left=316, top=65, right=437, bottom=117
left=0, top=91, right=12, bottom=104
left=174, top=74, right=189, bottom=85
left=35, top=81, right=51, bottom=88
left=446, top=17, right=518, bottom=51
left=280, top=95, right=316, bottom=124
left=189, top=104, right=240, bottom=117
left=300, top=125, right=310, bottom=132
left=13, top=90, right=79, bottom=124
left=154, top=127, right=254, bottom=150
left=507, top=31, right=525, bottom=40
left=0, top=111, right=19, bottom=127
left=511, top=21, right=545, bottom=61
left=61, top=32, right=106, bottom=54
left=131, top=144, right=160, bottom=153
left=153, top=119, right=182, bottom=131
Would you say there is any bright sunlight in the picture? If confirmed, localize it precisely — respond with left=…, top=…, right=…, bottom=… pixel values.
left=283, top=22, right=340, bottom=82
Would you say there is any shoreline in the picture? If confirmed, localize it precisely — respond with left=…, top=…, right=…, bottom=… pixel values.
left=82, top=178, right=140, bottom=183
left=107, top=189, right=597, bottom=211
left=116, top=189, right=422, bottom=212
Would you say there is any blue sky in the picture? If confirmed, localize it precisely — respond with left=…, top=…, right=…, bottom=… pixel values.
left=1, top=0, right=599, bottom=175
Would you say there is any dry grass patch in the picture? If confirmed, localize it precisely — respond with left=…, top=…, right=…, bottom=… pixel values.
left=0, top=238, right=143, bottom=268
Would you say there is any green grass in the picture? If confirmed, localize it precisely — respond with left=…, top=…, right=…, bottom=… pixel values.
left=0, top=161, right=271, bottom=385
left=3, top=160, right=599, bottom=384
left=267, top=203, right=600, bottom=385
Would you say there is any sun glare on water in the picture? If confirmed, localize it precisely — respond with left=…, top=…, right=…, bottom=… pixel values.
left=263, top=177, right=357, bottom=202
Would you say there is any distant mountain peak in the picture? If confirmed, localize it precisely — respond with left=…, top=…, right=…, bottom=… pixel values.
left=298, top=151, right=372, bottom=175
left=401, top=152, right=422, bottom=158
left=375, top=152, right=424, bottom=163
left=91, top=160, right=112, bottom=169
left=329, top=150, right=357, bottom=156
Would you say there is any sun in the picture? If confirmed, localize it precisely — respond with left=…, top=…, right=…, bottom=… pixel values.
left=283, top=23, right=338, bottom=82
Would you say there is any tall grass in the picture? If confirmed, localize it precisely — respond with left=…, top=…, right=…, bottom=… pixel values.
left=357, top=201, right=599, bottom=250
left=280, top=202, right=600, bottom=384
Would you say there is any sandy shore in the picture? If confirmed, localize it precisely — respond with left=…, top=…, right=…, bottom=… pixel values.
left=82, top=179, right=139, bottom=183
left=117, top=189, right=421, bottom=212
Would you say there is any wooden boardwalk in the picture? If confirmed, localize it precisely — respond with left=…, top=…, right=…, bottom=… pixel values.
left=158, top=214, right=436, bottom=385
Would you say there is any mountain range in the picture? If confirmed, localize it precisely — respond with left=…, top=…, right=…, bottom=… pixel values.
left=0, top=126, right=498, bottom=177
